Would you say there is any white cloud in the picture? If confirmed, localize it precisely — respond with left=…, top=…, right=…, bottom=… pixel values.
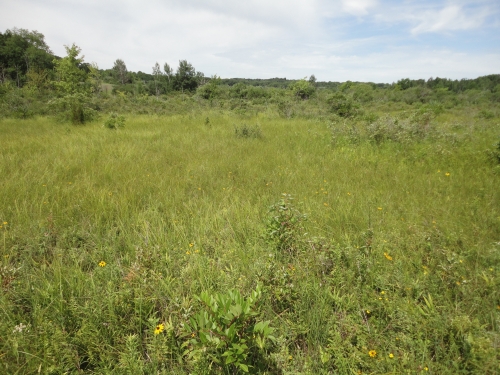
left=340, top=0, right=377, bottom=16
left=410, top=4, right=489, bottom=34
left=0, top=0, right=498, bottom=81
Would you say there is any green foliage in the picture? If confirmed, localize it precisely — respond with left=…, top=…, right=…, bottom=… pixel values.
left=197, top=75, right=222, bottom=100
left=173, top=60, right=200, bottom=92
left=289, top=78, right=315, bottom=99
left=367, top=110, right=435, bottom=144
left=477, top=109, right=495, bottom=119
left=49, top=92, right=98, bottom=124
left=234, top=123, right=262, bottom=139
left=327, top=92, right=357, bottom=117
left=276, top=98, right=295, bottom=118
left=182, top=286, right=275, bottom=374
left=0, top=28, right=54, bottom=87
left=52, top=44, right=88, bottom=95
left=104, top=112, right=125, bottom=129
left=265, top=194, right=307, bottom=256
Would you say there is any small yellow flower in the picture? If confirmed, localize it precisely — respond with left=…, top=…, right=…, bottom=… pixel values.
left=98, top=261, right=106, bottom=267
left=288, top=355, right=293, bottom=360
left=365, top=310, right=370, bottom=314
left=384, top=252, right=393, bottom=261
left=380, top=291, right=385, bottom=295
left=377, top=207, right=382, bottom=210
left=323, top=203, right=328, bottom=206
left=389, top=353, right=394, bottom=358
left=424, top=367, right=428, bottom=371
left=189, top=243, right=194, bottom=247
left=154, top=323, right=165, bottom=335
left=3, top=221, right=7, bottom=225
left=368, top=350, right=377, bottom=358
left=445, top=172, right=450, bottom=177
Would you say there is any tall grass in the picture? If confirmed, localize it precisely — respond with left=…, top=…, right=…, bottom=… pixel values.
left=0, top=107, right=499, bottom=374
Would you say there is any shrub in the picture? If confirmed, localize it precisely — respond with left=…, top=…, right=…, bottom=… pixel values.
left=289, top=79, right=315, bottom=100
left=367, top=110, right=435, bottom=144
left=327, top=93, right=357, bottom=118
left=49, top=93, right=99, bottom=124
left=104, top=112, right=125, bottom=129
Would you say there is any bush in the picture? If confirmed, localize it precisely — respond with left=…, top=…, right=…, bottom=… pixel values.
left=104, top=112, right=125, bottom=129
left=49, top=93, right=99, bottom=124
left=289, top=79, right=315, bottom=99
left=367, top=110, right=435, bottom=144
left=327, top=93, right=357, bottom=118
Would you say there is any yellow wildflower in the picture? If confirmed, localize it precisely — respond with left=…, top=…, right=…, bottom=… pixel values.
left=445, top=172, right=450, bottom=177
left=368, top=350, right=377, bottom=358
left=384, top=252, right=393, bottom=261
left=154, top=323, right=165, bottom=335
left=389, top=353, right=394, bottom=358
left=98, top=261, right=106, bottom=267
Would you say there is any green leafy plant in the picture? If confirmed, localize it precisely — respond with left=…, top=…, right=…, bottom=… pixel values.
left=182, top=285, right=275, bottom=373
left=48, top=92, right=99, bottom=124
left=265, top=194, right=307, bottom=256
left=327, top=92, right=358, bottom=118
left=289, top=78, right=315, bottom=99
left=104, top=112, right=125, bottom=129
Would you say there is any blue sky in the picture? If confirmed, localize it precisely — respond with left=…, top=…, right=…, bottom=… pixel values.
left=1, top=0, right=499, bottom=82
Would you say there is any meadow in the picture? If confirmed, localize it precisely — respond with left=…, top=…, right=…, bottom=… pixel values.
left=1, top=98, right=499, bottom=374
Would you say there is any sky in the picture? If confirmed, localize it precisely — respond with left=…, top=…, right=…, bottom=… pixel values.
left=1, top=0, right=499, bottom=83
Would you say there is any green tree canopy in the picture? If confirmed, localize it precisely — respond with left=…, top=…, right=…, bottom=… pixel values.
left=173, top=60, right=200, bottom=92
left=0, top=28, right=54, bottom=86
left=52, top=44, right=88, bottom=95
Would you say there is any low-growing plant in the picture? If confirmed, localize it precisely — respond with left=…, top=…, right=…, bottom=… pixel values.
left=265, top=194, right=307, bottom=256
left=367, top=110, right=435, bottom=144
left=476, top=109, right=495, bottom=119
left=104, top=112, right=126, bottom=129
left=234, top=124, right=262, bottom=139
left=276, top=98, right=295, bottom=118
left=181, top=285, right=276, bottom=374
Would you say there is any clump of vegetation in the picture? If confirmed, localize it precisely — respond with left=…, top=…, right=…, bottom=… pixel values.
left=104, top=112, right=125, bottom=129
left=182, top=286, right=275, bottom=374
left=265, top=194, right=307, bottom=256
left=234, top=123, right=262, bottom=138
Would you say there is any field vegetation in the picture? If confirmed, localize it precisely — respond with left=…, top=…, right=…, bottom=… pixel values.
left=1, top=28, right=500, bottom=374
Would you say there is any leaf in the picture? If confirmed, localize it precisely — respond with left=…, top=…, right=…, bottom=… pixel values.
left=239, top=363, right=249, bottom=372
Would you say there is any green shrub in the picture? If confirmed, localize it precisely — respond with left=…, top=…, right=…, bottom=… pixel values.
left=49, top=93, right=99, bottom=124
left=289, top=79, right=315, bottom=100
left=327, top=93, right=358, bottom=118
left=104, top=112, right=125, bottom=129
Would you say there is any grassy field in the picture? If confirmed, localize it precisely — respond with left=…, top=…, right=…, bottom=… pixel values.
left=1, top=106, right=499, bottom=374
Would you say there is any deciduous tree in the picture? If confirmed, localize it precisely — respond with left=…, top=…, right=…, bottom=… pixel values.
left=113, top=59, right=128, bottom=84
